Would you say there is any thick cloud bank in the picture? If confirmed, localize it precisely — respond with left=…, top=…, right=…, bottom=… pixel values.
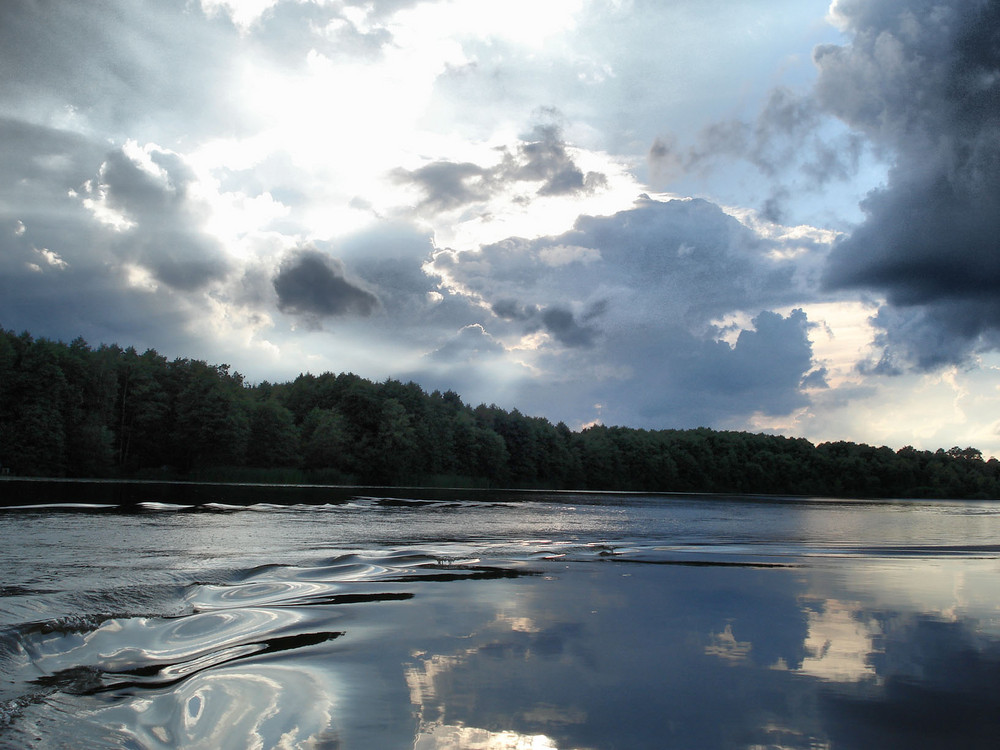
left=819, top=0, right=1000, bottom=369
left=423, top=197, right=823, bottom=428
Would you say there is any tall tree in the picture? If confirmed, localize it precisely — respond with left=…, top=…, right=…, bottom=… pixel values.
left=169, top=359, right=249, bottom=470
left=246, top=399, right=300, bottom=468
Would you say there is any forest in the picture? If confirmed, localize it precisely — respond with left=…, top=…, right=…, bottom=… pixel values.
left=1, top=327, right=999, bottom=499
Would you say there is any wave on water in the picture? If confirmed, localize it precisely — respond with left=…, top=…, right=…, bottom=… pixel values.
left=0, top=549, right=541, bottom=747
left=0, top=494, right=526, bottom=515
left=3, top=492, right=1000, bottom=748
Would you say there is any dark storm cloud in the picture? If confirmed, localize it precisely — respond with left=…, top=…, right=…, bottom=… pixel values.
left=273, top=247, right=380, bottom=324
left=862, top=302, right=1000, bottom=374
left=818, top=0, right=1000, bottom=368
left=394, top=124, right=608, bottom=213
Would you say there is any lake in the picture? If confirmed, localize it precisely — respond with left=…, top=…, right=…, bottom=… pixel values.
left=1, top=482, right=999, bottom=749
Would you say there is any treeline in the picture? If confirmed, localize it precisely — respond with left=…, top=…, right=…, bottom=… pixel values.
left=1, top=328, right=999, bottom=499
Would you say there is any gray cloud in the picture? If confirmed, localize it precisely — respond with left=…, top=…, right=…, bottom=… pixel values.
left=134, top=230, right=230, bottom=292
left=651, top=87, right=867, bottom=222
left=0, top=215, right=221, bottom=365
left=84, top=145, right=231, bottom=291
left=0, top=116, right=233, bottom=355
left=441, top=196, right=803, bottom=327
left=818, top=0, right=1000, bottom=369
left=0, top=251, right=220, bottom=361
left=862, top=302, right=1000, bottom=375
left=682, top=309, right=815, bottom=405
left=99, top=148, right=197, bottom=217
left=512, top=124, right=609, bottom=196
left=427, top=324, right=505, bottom=363
left=489, top=298, right=601, bottom=347
left=646, top=0, right=1000, bottom=372
left=645, top=308, right=816, bottom=425
left=273, top=247, right=380, bottom=324
left=337, top=222, right=489, bottom=343
left=394, top=123, right=608, bottom=213
left=394, top=161, right=493, bottom=212
left=0, top=119, right=106, bottom=208
left=0, top=117, right=107, bottom=278
left=499, top=307, right=818, bottom=431
left=0, top=1, right=245, bottom=141
left=491, top=299, right=539, bottom=321
left=684, top=88, right=822, bottom=179
left=539, top=307, right=598, bottom=348
left=421, top=196, right=821, bottom=427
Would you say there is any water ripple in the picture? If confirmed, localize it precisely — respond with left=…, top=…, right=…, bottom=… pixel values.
left=1, top=547, right=540, bottom=749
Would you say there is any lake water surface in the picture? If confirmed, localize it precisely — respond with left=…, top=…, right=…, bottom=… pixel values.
left=1, top=484, right=999, bottom=749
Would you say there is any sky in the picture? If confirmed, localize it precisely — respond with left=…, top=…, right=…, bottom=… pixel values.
left=2, top=0, right=1000, bottom=456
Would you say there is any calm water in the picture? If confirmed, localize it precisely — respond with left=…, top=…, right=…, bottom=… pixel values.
left=1, top=484, right=999, bottom=749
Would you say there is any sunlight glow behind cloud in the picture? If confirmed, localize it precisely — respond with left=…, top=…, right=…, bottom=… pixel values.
left=2, top=0, right=998, bottom=456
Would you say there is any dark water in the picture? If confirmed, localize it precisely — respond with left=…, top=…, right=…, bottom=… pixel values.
left=1, top=485, right=999, bottom=749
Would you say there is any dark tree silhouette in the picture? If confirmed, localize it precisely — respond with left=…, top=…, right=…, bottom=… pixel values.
left=1, top=325, right=999, bottom=498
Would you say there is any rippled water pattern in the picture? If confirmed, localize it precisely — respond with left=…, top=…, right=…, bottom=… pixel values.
left=1, top=488, right=1000, bottom=749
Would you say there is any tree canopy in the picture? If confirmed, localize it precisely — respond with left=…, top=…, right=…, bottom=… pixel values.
left=1, top=327, right=998, bottom=499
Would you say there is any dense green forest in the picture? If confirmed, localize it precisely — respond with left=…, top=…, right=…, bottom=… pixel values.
left=1, top=327, right=999, bottom=499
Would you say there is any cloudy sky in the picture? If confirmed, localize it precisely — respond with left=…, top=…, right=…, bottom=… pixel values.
left=3, top=0, right=999, bottom=456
